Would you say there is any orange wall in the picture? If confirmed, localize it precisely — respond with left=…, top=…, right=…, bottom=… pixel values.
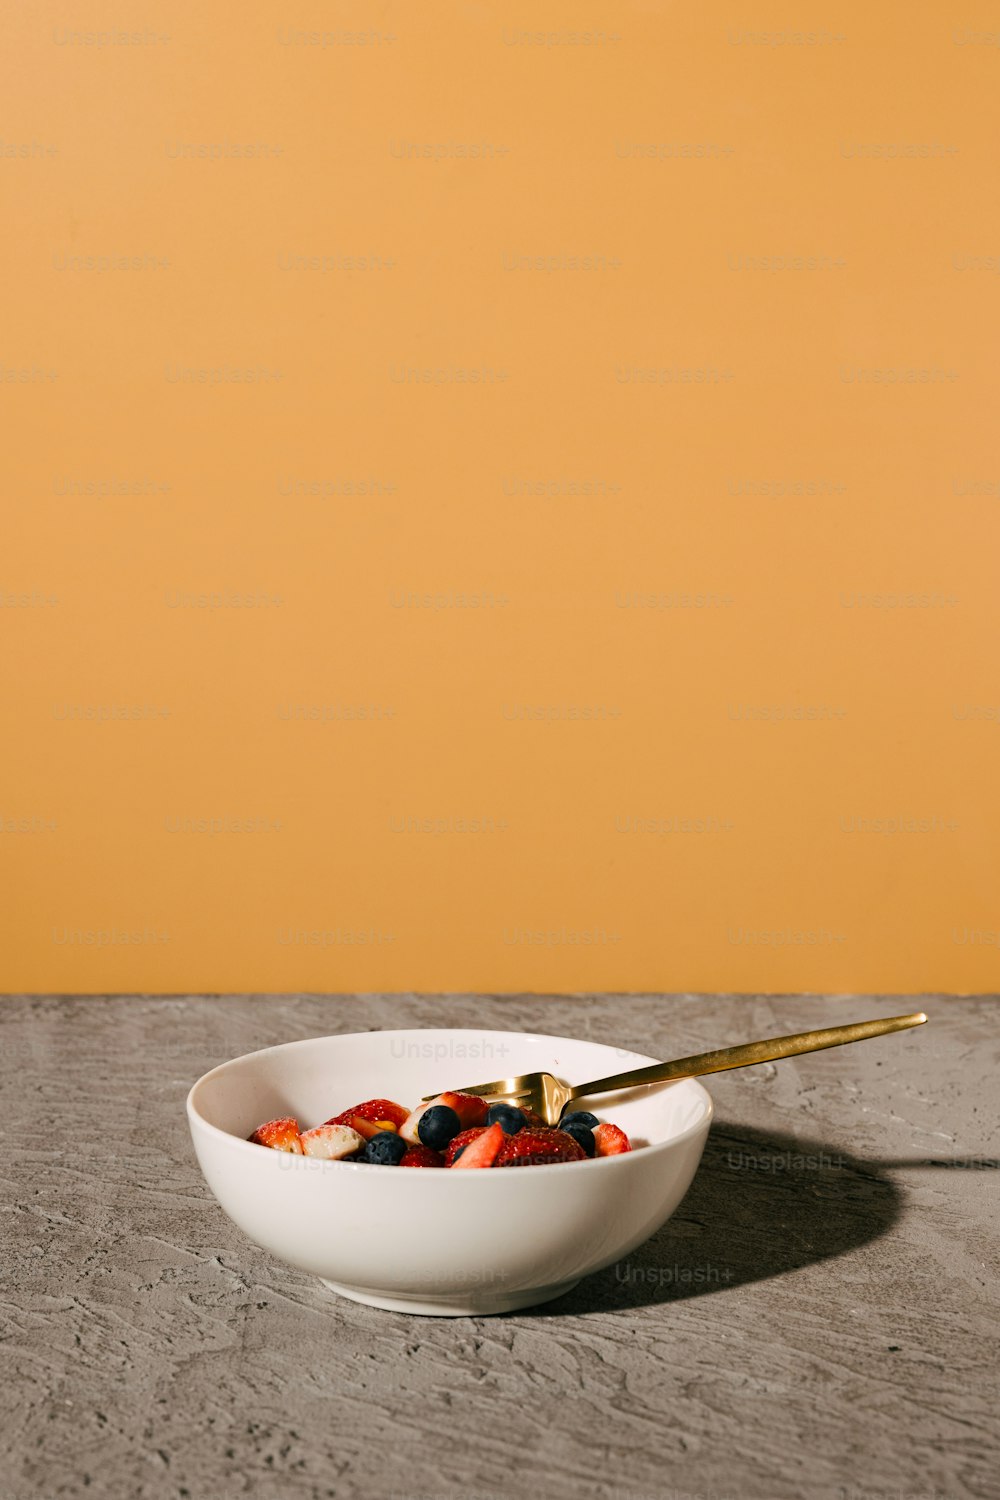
left=3, top=2, right=999, bottom=994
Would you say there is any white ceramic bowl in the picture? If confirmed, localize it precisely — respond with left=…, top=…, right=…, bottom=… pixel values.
left=186, top=1028, right=713, bottom=1316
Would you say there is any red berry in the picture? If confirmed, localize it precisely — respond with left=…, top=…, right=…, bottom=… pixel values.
left=299, top=1123, right=364, bottom=1160
left=593, top=1122, right=632, bottom=1156
left=248, top=1117, right=304, bottom=1153
left=444, top=1127, right=485, bottom=1166
left=398, top=1145, right=445, bottom=1168
left=496, top=1129, right=587, bottom=1167
left=450, top=1121, right=505, bottom=1169
left=327, top=1098, right=409, bottom=1130
left=435, top=1092, right=489, bottom=1129
left=336, top=1113, right=396, bottom=1141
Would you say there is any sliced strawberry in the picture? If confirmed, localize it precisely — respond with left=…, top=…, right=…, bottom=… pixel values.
left=451, top=1121, right=504, bottom=1169
left=249, top=1117, right=304, bottom=1153
left=399, top=1101, right=432, bottom=1144
left=327, top=1098, right=409, bottom=1130
left=593, top=1122, right=632, bottom=1156
left=398, top=1145, right=445, bottom=1168
left=444, top=1127, right=485, bottom=1166
left=435, top=1092, right=489, bottom=1129
left=300, top=1123, right=364, bottom=1160
left=496, top=1128, right=587, bottom=1168
left=336, top=1113, right=397, bottom=1142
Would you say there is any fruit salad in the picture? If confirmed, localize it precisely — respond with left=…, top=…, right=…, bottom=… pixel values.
left=248, top=1091, right=632, bottom=1168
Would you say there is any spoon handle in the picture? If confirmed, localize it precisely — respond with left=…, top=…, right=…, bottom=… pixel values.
left=567, top=1012, right=928, bottom=1102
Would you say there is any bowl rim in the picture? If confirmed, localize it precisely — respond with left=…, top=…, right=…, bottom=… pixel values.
left=186, top=1027, right=714, bottom=1176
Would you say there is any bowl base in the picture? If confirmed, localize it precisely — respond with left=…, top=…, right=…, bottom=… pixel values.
left=319, top=1276, right=582, bottom=1317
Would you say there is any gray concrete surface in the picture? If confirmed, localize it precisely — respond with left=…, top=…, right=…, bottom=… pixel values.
left=1, top=994, right=997, bottom=1500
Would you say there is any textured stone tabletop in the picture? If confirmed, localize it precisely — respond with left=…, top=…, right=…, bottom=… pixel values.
left=1, top=994, right=997, bottom=1500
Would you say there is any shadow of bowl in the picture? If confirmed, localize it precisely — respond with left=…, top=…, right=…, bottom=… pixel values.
left=529, top=1120, right=905, bottom=1316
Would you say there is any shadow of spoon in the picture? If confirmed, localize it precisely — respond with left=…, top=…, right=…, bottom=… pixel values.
left=526, top=1120, right=978, bottom=1316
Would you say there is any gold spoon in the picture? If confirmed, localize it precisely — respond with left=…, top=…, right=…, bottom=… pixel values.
left=426, top=1012, right=928, bottom=1126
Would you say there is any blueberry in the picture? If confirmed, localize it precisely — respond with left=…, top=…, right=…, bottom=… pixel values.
left=560, top=1110, right=599, bottom=1130
left=364, top=1131, right=407, bottom=1166
left=486, top=1102, right=525, bottom=1135
left=560, top=1122, right=595, bottom=1157
left=417, top=1104, right=461, bottom=1151
left=452, top=1144, right=467, bottom=1162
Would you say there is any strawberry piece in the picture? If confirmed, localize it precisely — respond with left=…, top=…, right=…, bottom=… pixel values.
left=444, top=1127, right=485, bottom=1166
left=399, top=1101, right=432, bottom=1144
left=451, top=1121, right=504, bottom=1169
left=435, top=1092, right=489, bottom=1129
left=249, top=1117, right=304, bottom=1153
left=327, top=1098, right=409, bottom=1130
left=337, top=1113, right=397, bottom=1142
left=593, top=1122, right=632, bottom=1156
left=398, top=1145, right=445, bottom=1168
left=496, top=1128, right=587, bottom=1168
left=300, top=1123, right=364, bottom=1160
